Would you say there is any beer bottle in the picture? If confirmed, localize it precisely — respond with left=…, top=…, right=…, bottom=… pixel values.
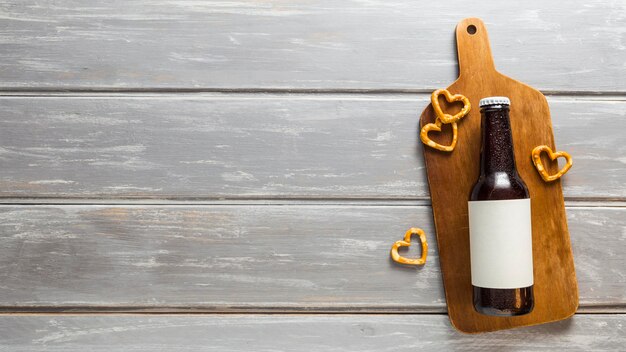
left=468, top=96, right=534, bottom=316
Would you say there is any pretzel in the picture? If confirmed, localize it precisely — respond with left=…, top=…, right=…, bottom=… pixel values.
left=420, top=118, right=458, bottom=152
left=390, top=227, right=428, bottom=265
left=431, top=89, right=471, bottom=125
left=531, top=145, right=573, bottom=182
left=420, top=89, right=470, bottom=152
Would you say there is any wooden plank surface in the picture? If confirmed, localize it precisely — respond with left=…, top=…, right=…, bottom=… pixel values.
left=1, top=0, right=624, bottom=344
left=0, top=1, right=624, bottom=91
left=0, top=314, right=623, bottom=351
left=0, top=204, right=622, bottom=311
left=0, top=95, right=623, bottom=199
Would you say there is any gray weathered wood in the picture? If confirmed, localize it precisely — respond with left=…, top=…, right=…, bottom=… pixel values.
left=0, top=314, right=623, bottom=351
left=0, top=1, right=624, bottom=91
left=0, top=95, right=623, bottom=199
left=0, top=204, right=623, bottom=311
left=2, top=0, right=623, bottom=343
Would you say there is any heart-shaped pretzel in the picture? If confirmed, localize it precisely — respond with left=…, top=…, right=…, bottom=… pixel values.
left=431, top=89, right=471, bottom=125
left=531, top=145, right=573, bottom=182
left=420, top=118, right=458, bottom=152
left=390, top=228, right=428, bottom=265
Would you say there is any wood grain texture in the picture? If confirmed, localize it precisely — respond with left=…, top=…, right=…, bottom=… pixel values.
left=421, top=18, right=577, bottom=332
left=0, top=204, right=622, bottom=311
left=0, top=1, right=624, bottom=91
left=0, top=314, right=623, bottom=351
left=0, top=94, right=623, bottom=199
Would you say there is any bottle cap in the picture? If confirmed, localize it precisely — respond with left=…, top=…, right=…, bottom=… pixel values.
left=479, top=96, right=510, bottom=107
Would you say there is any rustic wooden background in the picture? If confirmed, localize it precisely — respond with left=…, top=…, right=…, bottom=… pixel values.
left=0, top=1, right=624, bottom=350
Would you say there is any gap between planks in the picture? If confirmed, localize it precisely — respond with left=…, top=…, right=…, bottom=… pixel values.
left=0, top=198, right=624, bottom=207
left=0, top=89, right=625, bottom=100
left=0, top=307, right=623, bottom=316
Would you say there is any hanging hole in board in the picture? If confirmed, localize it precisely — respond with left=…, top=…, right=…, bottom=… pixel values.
left=467, top=25, right=477, bottom=35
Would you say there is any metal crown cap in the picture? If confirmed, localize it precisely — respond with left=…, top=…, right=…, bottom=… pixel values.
left=479, top=96, right=510, bottom=107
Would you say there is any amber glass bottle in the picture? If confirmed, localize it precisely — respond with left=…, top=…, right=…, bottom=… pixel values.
left=468, top=96, right=534, bottom=316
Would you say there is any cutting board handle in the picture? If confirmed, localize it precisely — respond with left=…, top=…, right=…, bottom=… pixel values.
left=456, top=18, right=496, bottom=77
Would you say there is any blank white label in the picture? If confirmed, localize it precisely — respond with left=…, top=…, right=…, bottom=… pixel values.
left=468, top=199, right=534, bottom=289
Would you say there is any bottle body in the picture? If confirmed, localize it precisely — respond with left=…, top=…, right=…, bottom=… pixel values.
left=469, top=97, right=534, bottom=316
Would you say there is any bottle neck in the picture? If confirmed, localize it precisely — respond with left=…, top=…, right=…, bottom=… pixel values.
left=479, top=106, right=517, bottom=175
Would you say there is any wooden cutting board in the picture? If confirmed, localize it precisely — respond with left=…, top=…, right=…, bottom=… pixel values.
left=420, top=18, right=578, bottom=333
